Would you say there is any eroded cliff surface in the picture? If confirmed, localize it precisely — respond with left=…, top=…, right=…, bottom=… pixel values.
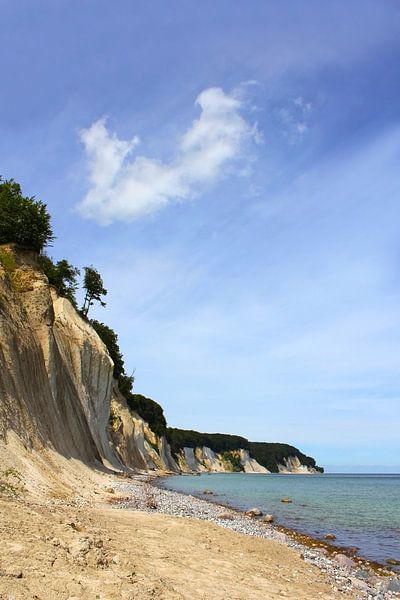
left=0, top=245, right=176, bottom=482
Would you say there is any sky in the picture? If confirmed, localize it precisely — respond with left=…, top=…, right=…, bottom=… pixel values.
left=1, top=1, right=399, bottom=472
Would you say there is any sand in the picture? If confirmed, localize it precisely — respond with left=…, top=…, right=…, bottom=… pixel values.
left=0, top=491, right=356, bottom=600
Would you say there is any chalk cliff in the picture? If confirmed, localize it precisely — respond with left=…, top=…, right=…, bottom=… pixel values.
left=0, top=245, right=174, bottom=483
left=0, top=244, right=322, bottom=488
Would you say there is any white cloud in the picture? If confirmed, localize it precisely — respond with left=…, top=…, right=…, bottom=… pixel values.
left=77, top=87, right=259, bottom=224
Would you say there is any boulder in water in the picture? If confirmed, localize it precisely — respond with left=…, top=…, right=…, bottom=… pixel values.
left=325, top=533, right=336, bottom=541
left=280, top=497, right=292, bottom=503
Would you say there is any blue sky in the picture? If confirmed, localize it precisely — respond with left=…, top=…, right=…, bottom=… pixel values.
left=1, top=1, right=399, bottom=471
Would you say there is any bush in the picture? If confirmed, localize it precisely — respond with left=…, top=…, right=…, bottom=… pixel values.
left=0, top=250, right=16, bottom=274
left=221, top=451, right=243, bottom=472
left=90, top=320, right=125, bottom=379
left=0, top=177, right=54, bottom=252
left=38, top=255, right=80, bottom=307
left=0, top=468, right=24, bottom=496
left=126, top=393, right=167, bottom=437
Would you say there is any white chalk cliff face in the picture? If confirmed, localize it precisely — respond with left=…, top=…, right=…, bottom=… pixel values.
left=0, top=245, right=175, bottom=475
left=176, top=446, right=269, bottom=473
left=278, top=456, right=319, bottom=474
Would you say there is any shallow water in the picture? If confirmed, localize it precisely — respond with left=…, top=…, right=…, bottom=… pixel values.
left=162, top=473, right=400, bottom=568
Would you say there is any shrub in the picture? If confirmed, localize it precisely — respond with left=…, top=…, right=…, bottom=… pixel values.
left=91, top=320, right=125, bottom=379
left=38, top=255, right=80, bottom=306
left=0, top=468, right=24, bottom=496
left=126, top=393, right=167, bottom=437
left=0, top=177, right=54, bottom=252
left=0, top=250, right=16, bottom=274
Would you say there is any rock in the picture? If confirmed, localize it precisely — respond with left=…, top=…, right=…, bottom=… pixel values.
left=105, top=487, right=115, bottom=494
left=386, top=579, right=400, bottom=593
left=355, top=569, right=370, bottom=580
left=280, top=498, right=292, bottom=503
left=112, top=554, right=121, bottom=564
left=334, top=554, right=355, bottom=569
left=325, top=533, right=336, bottom=541
left=275, top=532, right=289, bottom=543
left=245, top=507, right=263, bottom=517
left=217, top=512, right=234, bottom=520
left=348, top=577, right=369, bottom=591
left=315, top=547, right=329, bottom=556
left=346, top=546, right=359, bottom=555
left=203, top=489, right=213, bottom=495
left=8, top=569, right=23, bottom=579
left=386, top=558, right=400, bottom=566
left=262, top=514, right=274, bottom=523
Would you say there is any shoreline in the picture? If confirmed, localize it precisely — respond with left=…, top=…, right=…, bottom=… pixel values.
left=153, top=473, right=393, bottom=574
left=111, top=472, right=400, bottom=599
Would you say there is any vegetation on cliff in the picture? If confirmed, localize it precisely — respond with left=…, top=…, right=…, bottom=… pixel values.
left=126, top=394, right=167, bottom=437
left=166, top=428, right=323, bottom=472
left=0, top=177, right=54, bottom=252
left=248, top=442, right=323, bottom=473
left=38, top=256, right=80, bottom=307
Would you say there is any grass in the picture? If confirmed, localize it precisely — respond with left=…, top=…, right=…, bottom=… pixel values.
left=0, top=468, right=24, bottom=496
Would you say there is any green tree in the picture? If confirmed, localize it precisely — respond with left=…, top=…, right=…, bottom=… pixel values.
left=39, top=255, right=80, bottom=307
left=126, top=393, right=167, bottom=437
left=118, top=372, right=135, bottom=397
left=90, top=320, right=125, bottom=379
left=81, top=266, right=107, bottom=317
left=0, top=177, right=54, bottom=252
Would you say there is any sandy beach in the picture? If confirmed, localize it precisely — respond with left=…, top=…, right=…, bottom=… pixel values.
left=0, top=471, right=399, bottom=600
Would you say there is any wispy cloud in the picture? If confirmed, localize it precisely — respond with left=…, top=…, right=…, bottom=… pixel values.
left=77, top=87, right=260, bottom=224
left=276, top=95, right=313, bottom=144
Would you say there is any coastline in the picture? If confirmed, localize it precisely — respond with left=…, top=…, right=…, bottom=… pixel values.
left=1, top=467, right=399, bottom=599
left=154, top=473, right=396, bottom=573
left=111, top=473, right=400, bottom=599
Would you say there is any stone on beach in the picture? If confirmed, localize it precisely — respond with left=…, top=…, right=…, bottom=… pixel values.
left=245, top=507, right=263, bottom=517
left=386, top=578, right=400, bottom=593
left=334, top=554, right=355, bottom=569
left=262, top=514, right=274, bottom=523
left=217, top=512, right=234, bottom=520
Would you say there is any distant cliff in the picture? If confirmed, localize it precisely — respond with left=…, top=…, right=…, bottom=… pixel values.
left=167, top=428, right=323, bottom=473
left=0, top=244, right=322, bottom=488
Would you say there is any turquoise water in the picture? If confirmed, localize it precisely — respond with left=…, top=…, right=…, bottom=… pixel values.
left=162, top=473, right=400, bottom=568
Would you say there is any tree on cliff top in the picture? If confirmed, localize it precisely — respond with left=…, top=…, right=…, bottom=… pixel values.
left=0, top=177, right=54, bottom=252
left=81, top=266, right=107, bottom=317
left=38, top=255, right=80, bottom=307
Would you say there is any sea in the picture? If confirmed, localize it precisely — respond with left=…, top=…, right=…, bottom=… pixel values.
left=162, top=473, right=400, bottom=569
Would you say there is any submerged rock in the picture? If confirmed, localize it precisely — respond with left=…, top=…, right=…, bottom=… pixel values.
left=203, top=489, right=213, bottom=495
left=325, top=533, right=336, bottom=541
left=280, top=498, right=292, bottom=503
